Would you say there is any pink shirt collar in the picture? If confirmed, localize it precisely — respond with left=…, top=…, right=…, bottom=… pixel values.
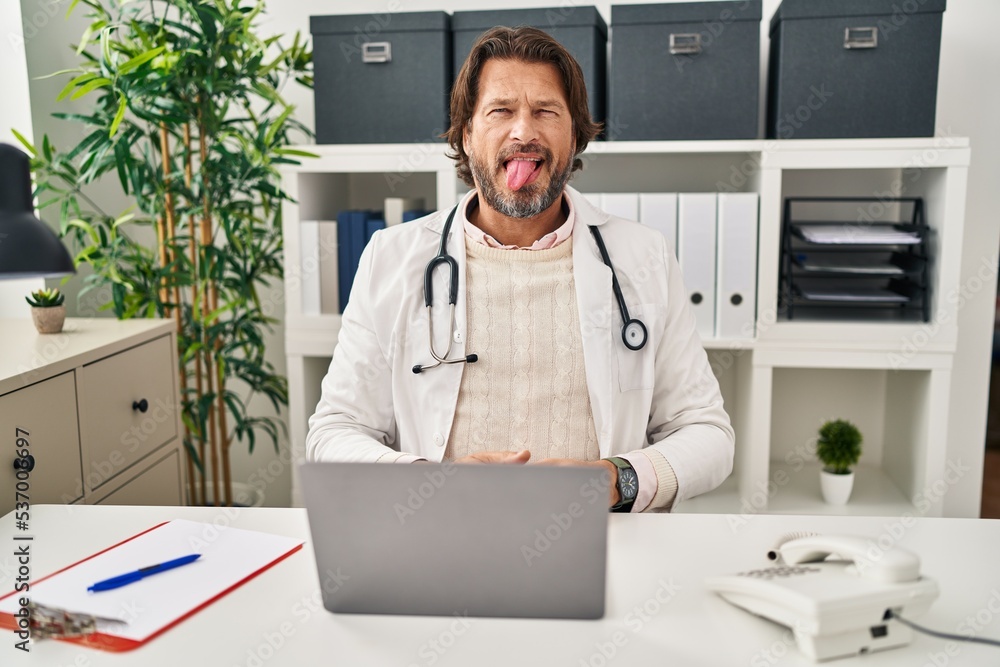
left=461, top=191, right=574, bottom=250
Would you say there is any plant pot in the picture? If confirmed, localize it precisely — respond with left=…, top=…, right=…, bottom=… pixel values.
left=31, top=305, right=66, bottom=334
left=820, top=469, right=855, bottom=505
left=191, top=481, right=265, bottom=508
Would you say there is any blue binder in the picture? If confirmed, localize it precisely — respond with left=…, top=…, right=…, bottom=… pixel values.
left=336, top=210, right=353, bottom=313
left=365, top=217, right=386, bottom=245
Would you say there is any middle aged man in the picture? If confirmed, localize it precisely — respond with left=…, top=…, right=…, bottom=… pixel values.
left=306, top=26, right=734, bottom=513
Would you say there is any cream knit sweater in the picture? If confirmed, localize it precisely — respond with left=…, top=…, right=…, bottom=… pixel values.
left=445, top=239, right=601, bottom=461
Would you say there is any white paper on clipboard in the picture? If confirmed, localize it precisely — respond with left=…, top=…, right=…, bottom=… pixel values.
left=0, top=520, right=303, bottom=643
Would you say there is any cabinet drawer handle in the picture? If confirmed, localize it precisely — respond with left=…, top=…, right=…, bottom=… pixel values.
left=13, top=454, right=35, bottom=472
left=362, top=42, right=391, bottom=63
left=669, top=33, right=702, bottom=55
left=844, top=27, right=878, bottom=49
left=132, top=398, right=149, bottom=413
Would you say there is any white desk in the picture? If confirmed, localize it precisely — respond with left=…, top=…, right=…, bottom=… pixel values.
left=2, top=505, right=998, bottom=665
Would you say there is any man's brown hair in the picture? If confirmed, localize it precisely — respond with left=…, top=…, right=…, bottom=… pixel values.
left=445, top=26, right=603, bottom=187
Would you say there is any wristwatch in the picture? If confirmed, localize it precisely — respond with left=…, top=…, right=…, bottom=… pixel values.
left=605, top=457, right=638, bottom=513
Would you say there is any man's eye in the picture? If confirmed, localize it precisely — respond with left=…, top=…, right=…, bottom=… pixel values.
left=490, top=108, right=509, bottom=115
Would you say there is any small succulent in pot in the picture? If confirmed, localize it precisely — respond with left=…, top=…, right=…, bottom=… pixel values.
left=26, top=287, right=65, bottom=308
left=26, top=287, right=67, bottom=334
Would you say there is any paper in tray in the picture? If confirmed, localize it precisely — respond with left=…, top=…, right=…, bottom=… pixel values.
left=798, top=287, right=910, bottom=303
left=794, top=225, right=921, bottom=245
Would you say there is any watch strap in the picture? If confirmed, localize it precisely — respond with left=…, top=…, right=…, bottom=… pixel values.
left=605, top=456, right=636, bottom=513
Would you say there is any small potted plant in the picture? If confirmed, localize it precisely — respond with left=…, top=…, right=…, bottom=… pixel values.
left=816, top=419, right=863, bottom=505
left=26, top=287, right=67, bottom=334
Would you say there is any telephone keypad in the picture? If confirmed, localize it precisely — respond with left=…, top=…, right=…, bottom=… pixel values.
left=738, top=566, right=821, bottom=579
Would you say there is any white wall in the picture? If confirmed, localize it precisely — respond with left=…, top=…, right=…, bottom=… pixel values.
left=0, top=0, right=42, bottom=315
left=24, top=0, right=1000, bottom=512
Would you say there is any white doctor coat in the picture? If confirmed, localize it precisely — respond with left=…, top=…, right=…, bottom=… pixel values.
left=306, top=186, right=734, bottom=505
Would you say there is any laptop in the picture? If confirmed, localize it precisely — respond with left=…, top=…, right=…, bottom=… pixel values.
left=299, top=461, right=608, bottom=619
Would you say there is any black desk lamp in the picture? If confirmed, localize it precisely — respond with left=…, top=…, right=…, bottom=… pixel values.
left=0, top=142, right=74, bottom=279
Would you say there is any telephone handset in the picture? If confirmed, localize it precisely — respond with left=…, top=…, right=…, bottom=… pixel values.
left=705, top=534, right=939, bottom=662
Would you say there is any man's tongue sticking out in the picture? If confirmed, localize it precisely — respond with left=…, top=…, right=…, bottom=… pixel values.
left=505, top=159, right=538, bottom=191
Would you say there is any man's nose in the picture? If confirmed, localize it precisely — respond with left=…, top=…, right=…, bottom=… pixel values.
left=508, top=109, right=540, bottom=145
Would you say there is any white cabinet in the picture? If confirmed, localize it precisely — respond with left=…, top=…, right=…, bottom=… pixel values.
left=0, top=372, right=83, bottom=509
left=281, top=138, right=980, bottom=518
left=78, top=335, right=178, bottom=492
left=0, top=318, right=185, bottom=514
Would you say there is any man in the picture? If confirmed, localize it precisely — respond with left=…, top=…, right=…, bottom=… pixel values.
left=306, top=27, right=734, bottom=512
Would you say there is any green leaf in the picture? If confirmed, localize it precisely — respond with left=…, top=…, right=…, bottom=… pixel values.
left=117, top=46, right=166, bottom=75
left=112, top=208, right=136, bottom=228
left=77, top=24, right=95, bottom=55
left=10, top=129, right=36, bottom=156
left=273, top=148, right=318, bottom=158
left=109, top=95, right=127, bottom=137
left=69, top=77, right=112, bottom=100
left=56, top=73, right=96, bottom=102
left=34, top=68, right=84, bottom=81
left=67, top=218, right=100, bottom=244
left=66, top=0, right=82, bottom=18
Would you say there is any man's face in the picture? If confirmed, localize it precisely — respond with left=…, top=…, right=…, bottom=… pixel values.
left=463, top=58, right=576, bottom=219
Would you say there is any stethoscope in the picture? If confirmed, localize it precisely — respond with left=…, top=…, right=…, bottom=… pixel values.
left=412, top=205, right=647, bottom=374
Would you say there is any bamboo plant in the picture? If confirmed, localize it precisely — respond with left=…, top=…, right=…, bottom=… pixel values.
left=16, top=0, right=313, bottom=506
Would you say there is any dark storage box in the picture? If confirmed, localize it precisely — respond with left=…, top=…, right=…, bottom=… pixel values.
left=609, top=1, right=761, bottom=140
left=311, top=12, right=451, bottom=144
left=452, top=8, right=607, bottom=129
left=767, top=0, right=946, bottom=139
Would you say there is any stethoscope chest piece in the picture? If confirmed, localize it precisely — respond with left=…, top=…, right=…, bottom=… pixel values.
left=623, top=319, right=647, bottom=351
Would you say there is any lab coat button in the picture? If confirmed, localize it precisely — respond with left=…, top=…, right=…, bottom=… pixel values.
left=433, top=433, right=444, bottom=447
left=453, top=330, right=463, bottom=343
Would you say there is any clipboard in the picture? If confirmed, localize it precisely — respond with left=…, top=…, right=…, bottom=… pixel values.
left=0, top=519, right=303, bottom=651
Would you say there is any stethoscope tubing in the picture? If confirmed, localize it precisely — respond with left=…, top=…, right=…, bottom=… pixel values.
left=414, top=203, right=647, bottom=374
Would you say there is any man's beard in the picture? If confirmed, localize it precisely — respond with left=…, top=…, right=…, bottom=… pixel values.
left=469, top=143, right=574, bottom=219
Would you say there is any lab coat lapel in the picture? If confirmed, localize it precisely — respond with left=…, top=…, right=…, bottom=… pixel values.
left=571, top=203, right=615, bottom=457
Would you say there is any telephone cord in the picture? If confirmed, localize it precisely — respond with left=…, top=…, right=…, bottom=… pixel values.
left=888, top=610, right=1000, bottom=648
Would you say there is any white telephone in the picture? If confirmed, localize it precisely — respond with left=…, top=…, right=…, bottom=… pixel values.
left=705, top=534, right=939, bottom=662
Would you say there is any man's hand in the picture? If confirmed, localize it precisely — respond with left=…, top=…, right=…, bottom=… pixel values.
left=454, top=450, right=532, bottom=465
left=532, top=458, right=620, bottom=508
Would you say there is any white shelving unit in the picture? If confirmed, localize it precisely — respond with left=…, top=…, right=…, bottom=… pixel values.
left=281, top=138, right=974, bottom=517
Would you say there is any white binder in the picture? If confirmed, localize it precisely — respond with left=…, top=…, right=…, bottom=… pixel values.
left=716, top=193, right=759, bottom=339
left=639, top=193, right=678, bottom=257
left=317, top=220, right=339, bottom=315
left=601, top=193, right=639, bottom=221
left=384, top=197, right=425, bottom=227
left=300, top=221, right=321, bottom=316
left=678, top=194, right=718, bottom=339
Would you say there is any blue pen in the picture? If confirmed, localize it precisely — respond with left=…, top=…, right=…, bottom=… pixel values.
left=88, top=554, right=201, bottom=592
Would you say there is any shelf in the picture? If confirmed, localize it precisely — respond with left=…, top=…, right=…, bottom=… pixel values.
left=280, top=138, right=972, bottom=179
left=676, top=463, right=918, bottom=517
left=285, top=315, right=342, bottom=357
left=752, top=341, right=953, bottom=371
left=763, top=462, right=916, bottom=517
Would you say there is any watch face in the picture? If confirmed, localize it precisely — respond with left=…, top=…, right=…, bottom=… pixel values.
left=619, top=468, right=638, bottom=501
